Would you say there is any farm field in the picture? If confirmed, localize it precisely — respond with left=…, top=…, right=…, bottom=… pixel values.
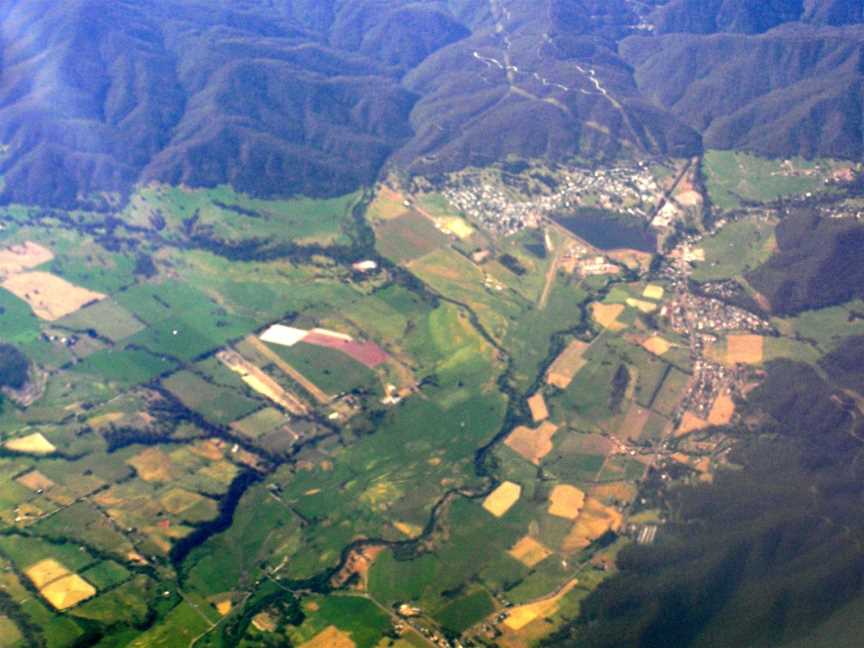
left=0, top=167, right=748, bottom=648
left=702, top=151, right=840, bottom=210
left=691, top=216, right=777, bottom=282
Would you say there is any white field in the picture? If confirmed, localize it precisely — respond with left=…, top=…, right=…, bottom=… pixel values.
left=259, top=325, right=309, bottom=347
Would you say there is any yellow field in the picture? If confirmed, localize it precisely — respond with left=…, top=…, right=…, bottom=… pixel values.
left=24, top=559, right=96, bottom=611
left=527, top=392, right=549, bottom=422
left=0, top=241, right=54, bottom=275
left=25, top=559, right=70, bottom=589
left=503, top=579, right=579, bottom=631
left=642, top=285, right=665, bottom=301
left=546, top=339, right=589, bottom=389
left=641, top=335, right=672, bottom=356
left=16, top=470, right=55, bottom=492
left=301, top=626, right=356, bottom=648
left=434, top=215, right=475, bottom=239
left=214, top=597, right=233, bottom=616
left=726, top=334, right=764, bottom=365
left=394, top=521, right=422, bottom=537
left=504, top=422, right=559, bottom=465
left=708, top=393, right=736, bottom=426
left=2, top=271, right=105, bottom=320
left=217, top=348, right=309, bottom=414
left=561, top=498, right=623, bottom=553
left=676, top=411, right=708, bottom=436
left=625, top=297, right=657, bottom=313
left=590, top=481, right=638, bottom=505
left=127, top=447, right=174, bottom=482
left=5, top=433, right=56, bottom=455
left=483, top=481, right=522, bottom=518
left=508, top=536, right=553, bottom=568
left=591, top=303, right=625, bottom=331
left=368, top=186, right=408, bottom=221
left=41, top=574, right=96, bottom=610
left=547, top=485, right=585, bottom=520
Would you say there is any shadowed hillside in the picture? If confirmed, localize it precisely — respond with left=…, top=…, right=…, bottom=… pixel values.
left=0, top=0, right=862, bottom=208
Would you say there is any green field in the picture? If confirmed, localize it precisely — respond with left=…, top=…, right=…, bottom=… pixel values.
left=287, top=595, right=391, bottom=648
left=691, top=217, right=777, bottom=282
left=72, top=347, right=178, bottom=387
left=164, top=370, right=260, bottom=424
left=702, top=150, right=837, bottom=210
left=434, top=589, right=495, bottom=633
left=268, top=342, right=380, bottom=396
left=374, top=212, right=448, bottom=262
left=123, top=185, right=359, bottom=247
left=57, top=300, right=144, bottom=341
left=651, top=366, right=690, bottom=416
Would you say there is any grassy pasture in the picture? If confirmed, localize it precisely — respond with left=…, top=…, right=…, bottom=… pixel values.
left=435, top=589, right=495, bottom=634
left=691, top=217, right=777, bottom=282
left=57, top=300, right=144, bottom=341
left=703, top=151, right=837, bottom=210
left=288, top=595, right=391, bottom=648
left=162, top=370, right=261, bottom=426
left=268, top=342, right=380, bottom=396
left=778, top=300, right=864, bottom=353
left=183, top=482, right=304, bottom=596
left=0, top=287, right=42, bottom=344
left=374, top=212, right=448, bottom=263
left=652, top=366, right=690, bottom=416
left=407, top=247, right=525, bottom=342
left=124, top=185, right=359, bottom=246
left=72, top=347, right=178, bottom=387
left=505, top=278, right=587, bottom=390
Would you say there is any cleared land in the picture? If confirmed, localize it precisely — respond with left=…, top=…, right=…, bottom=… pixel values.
left=546, top=340, right=589, bottom=389
left=591, top=303, right=625, bottom=331
left=561, top=498, right=623, bottom=552
left=2, top=272, right=106, bottom=320
left=25, top=559, right=96, bottom=611
left=259, top=324, right=308, bottom=347
left=642, top=335, right=672, bottom=356
left=677, top=412, right=709, bottom=435
left=643, top=285, right=664, bottom=301
left=505, top=422, right=559, bottom=465
left=527, top=392, right=549, bottom=422
left=708, top=393, right=736, bottom=425
left=726, top=334, right=764, bottom=365
left=547, top=485, right=586, bottom=520
left=508, top=536, right=553, bottom=568
left=300, top=626, right=356, bottom=648
left=483, top=481, right=522, bottom=518
left=5, top=433, right=56, bottom=455
left=503, top=578, right=579, bottom=631
left=301, top=333, right=389, bottom=369
left=217, top=348, right=309, bottom=414
left=0, top=241, right=54, bottom=275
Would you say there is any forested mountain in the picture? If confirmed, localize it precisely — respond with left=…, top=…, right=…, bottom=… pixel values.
left=0, top=0, right=862, bottom=208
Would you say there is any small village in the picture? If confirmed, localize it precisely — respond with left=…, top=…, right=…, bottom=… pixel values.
left=440, top=163, right=665, bottom=237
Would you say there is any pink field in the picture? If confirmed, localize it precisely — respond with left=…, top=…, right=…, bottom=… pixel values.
left=301, top=332, right=389, bottom=368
